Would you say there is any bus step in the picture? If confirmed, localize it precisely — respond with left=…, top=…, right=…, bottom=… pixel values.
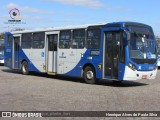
left=47, top=72, right=57, bottom=75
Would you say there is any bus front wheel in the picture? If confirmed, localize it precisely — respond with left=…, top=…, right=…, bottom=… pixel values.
left=83, top=66, right=96, bottom=84
left=21, top=61, right=29, bottom=75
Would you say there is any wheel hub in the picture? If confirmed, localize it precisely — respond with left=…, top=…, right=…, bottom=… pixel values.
left=86, top=71, right=94, bottom=80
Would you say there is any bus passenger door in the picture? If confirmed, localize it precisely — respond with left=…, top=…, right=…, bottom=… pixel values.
left=46, top=33, right=58, bottom=73
left=13, top=36, right=20, bottom=69
left=104, top=32, right=120, bottom=79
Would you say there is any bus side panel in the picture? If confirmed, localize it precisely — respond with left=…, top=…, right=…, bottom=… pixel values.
left=4, top=33, right=13, bottom=68
left=19, top=48, right=41, bottom=72
left=63, top=29, right=104, bottom=79
left=64, top=49, right=103, bottom=79
left=30, top=49, right=46, bottom=73
left=57, top=48, right=77, bottom=75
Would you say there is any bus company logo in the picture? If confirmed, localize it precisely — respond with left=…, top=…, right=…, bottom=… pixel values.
left=59, top=52, right=66, bottom=58
left=9, top=8, right=20, bottom=20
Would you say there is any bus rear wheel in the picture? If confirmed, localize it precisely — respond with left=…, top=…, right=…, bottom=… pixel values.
left=21, top=61, right=29, bottom=75
left=83, top=66, right=96, bottom=84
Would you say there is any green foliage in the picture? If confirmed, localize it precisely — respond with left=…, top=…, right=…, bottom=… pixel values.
left=0, top=33, right=4, bottom=39
left=157, top=38, right=160, bottom=42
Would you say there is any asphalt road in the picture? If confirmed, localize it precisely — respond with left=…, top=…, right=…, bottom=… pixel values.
left=0, top=66, right=160, bottom=120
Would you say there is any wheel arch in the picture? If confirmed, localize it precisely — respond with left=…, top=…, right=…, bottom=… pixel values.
left=21, top=59, right=28, bottom=67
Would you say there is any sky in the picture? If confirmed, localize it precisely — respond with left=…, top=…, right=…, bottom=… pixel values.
left=0, top=0, right=160, bottom=36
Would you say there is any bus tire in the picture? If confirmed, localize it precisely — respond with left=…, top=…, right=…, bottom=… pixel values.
left=112, top=80, right=122, bottom=84
left=83, top=66, right=96, bottom=84
left=21, top=61, right=29, bottom=75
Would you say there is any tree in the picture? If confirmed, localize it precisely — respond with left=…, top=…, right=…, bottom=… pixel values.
left=0, top=33, right=4, bottom=39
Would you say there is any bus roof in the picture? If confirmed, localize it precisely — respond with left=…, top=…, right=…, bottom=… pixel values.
left=10, top=22, right=151, bottom=34
left=10, top=23, right=106, bottom=34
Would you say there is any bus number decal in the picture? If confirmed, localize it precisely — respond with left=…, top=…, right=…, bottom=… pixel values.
left=6, top=49, right=11, bottom=53
left=90, top=50, right=100, bottom=56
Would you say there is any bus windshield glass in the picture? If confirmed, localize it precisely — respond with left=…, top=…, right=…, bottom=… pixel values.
left=0, top=40, right=4, bottom=57
left=128, top=26, right=157, bottom=63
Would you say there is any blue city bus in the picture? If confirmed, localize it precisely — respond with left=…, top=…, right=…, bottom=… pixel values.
left=0, top=39, right=4, bottom=65
left=4, top=22, right=158, bottom=84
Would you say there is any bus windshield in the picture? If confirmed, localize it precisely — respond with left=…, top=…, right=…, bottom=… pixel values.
left=128, top=26, right=157, bottom=64
left=0, top=40, right=4, bottom=57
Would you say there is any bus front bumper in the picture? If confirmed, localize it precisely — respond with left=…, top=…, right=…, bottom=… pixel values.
left=123, top=66, right=157, bottom=81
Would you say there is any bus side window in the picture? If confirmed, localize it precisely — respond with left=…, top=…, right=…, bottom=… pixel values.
left=72, top=29, right=85, bottom=49
left=22, top=33, right=32, bottom=49
left=59, top=30, right=71, bottom=49
left=0, top=40, right=4, bottom=55
left=87, top=28, right=101, bottom=49
left=32, top=32, right=45, bottom=49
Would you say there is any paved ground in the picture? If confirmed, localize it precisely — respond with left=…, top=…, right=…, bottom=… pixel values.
left=0, top=65, right=160, bottom=120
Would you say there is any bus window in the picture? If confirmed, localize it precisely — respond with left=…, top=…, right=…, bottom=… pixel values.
left=72, top=29, right=85, bottom=49
left=32, top=32, right=45, bottom=49
left=87, top=28, right=101, bottom=49
left=59, top=30, right=71, bottom=49
left=0, top=39, right=4, bottom=57
left=0, top=39, right=4, bottom=64
left=7, top=35, right=12, bottom=47
left=22, top=33, right=32, bottom=49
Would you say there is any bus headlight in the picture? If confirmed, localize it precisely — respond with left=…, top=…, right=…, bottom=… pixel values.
left=128, top=62, right=136, bottom=71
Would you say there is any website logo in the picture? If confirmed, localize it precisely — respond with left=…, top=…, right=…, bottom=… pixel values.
left=4, top=8, right=26, bottom=25
left=2, top=112, right=11, bottom=117
left=9, top=8, right=20, bottom=20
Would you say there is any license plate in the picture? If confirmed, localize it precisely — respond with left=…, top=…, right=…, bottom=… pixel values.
left=142, top=75, right=148, bottom=79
